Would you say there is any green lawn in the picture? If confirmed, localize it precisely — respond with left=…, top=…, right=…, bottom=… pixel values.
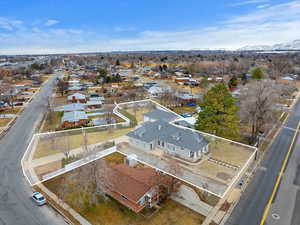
left=34, top=128, right=133, bottom=159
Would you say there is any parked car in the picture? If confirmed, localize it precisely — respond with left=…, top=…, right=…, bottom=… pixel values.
left=187, top=102, right=196, bottom=107
left=31, top=192, right=47, bottom=206
left=181, top=112, right=192, bottom=118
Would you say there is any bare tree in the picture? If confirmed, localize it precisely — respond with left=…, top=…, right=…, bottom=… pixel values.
left=46, top=96, right=54, bottom=123
left=81, top=128, right=90, bottom=157
left=132, top=103, right=139, bottom=118
left=269, top=56, right=292, bottom=78
left=239, top=80, right=280, bottom=144
left=57, top=79, right=68, bottom=96
left=63, top=134, right=71, bottom=160
left=278, top=82, right=298, bottom=99
left=163, top=155, right=182, bottom=192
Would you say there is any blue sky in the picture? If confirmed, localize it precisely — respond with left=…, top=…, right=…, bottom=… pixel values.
left=0, top=0, right=299, bottom=54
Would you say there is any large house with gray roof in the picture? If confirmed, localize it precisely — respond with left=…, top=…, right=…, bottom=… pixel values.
left=126, top=109, right=209, bottom=162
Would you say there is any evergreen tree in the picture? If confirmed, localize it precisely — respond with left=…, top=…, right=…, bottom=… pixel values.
left=228, top=76, right=238, bottom=88
left=195, top=84, right=240, bottom=139
left=251, top=67, right=264, bottom=79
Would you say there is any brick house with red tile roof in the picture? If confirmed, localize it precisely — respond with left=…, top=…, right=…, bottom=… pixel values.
left=100, top=164, right=173, bottom=213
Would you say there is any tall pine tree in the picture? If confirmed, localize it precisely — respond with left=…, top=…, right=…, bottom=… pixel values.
left=195, top=84, right=240, bottom=140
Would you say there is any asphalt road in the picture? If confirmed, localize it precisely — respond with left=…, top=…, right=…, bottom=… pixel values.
left=0, top=75, right=66, bottom=225
left=225, top=99, right=300, bottom=225
left=266, top=124, right=300, bottom=225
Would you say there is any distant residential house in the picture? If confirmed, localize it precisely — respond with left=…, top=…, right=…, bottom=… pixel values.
left=54, top=103, right=85, bottom=112
left=68, top=79, right=80, bottom=86
left=61, top=111, right=89, bottom=127
left=85, top=100, right=103, bottom=109
left=69, top=74, right=80, bottom=79
left=67, top=93, right=86, bottom=103
left=90, top=96, right=105, bottom=101
left=68, top=85, right=83, bottom=92
left=174, top=77, right=190, bottom=84
left=147, top=85, right=166, bottom=97
left=174, top=71, right=184, bottom=77
left=215, top=77, right=224, bottom=82
left=11, top=83, right=31, bottom=91
left=174, top=93, right=199, bottom=103
left=127, top=120, right=209, bottom=162
left=100, top=163, right=173, bottom=213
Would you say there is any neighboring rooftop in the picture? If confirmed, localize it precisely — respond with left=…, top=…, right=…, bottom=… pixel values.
left=54, top=103, right=85, bottom=112
left=67, top=92, right=86, bottom=100
left=62, top=111, right=88, bottom=123
left=102, top=163, right=172, bottom=203
left=143, top=108, right=179, bottom=122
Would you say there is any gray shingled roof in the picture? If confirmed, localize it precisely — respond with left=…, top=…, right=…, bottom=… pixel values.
left=62, top=111, right=88, bottom=123
left=54, top=103, right=85, bottom=112
left=85, top=100, right=103, bottom=106
left=127, top=120, right=209, bottom=152
left=143, top=109, right=179, bottom=122
left=67, top=93, right=86, bottom=100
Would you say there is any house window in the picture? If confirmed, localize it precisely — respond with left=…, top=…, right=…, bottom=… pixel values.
left=190, top=151, right=194, bottom=158
left=158, top=140, right=160, bottom=146
left=162, top=142, right=165, bottom=147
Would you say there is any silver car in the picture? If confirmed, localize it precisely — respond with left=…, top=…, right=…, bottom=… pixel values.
left=32, top=192, right=47, bottom=206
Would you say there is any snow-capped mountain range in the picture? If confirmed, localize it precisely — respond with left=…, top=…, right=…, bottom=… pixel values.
left=238, top=39, right=300, bottom=51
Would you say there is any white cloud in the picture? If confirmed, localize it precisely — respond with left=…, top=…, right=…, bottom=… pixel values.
left=114, top=26, right=135, bottom=32
left=231, top=0, right=269, bottom=6
left=44, top=19, right=59, bottom=27
left=0, top=17, right=23, bottom=31
left=256, top=4, right=270, bottom=8
left=228, top=1, right=300, bottom=23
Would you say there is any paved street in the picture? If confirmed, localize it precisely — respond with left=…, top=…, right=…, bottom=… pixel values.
left=225, top=99, right=300, bottom=225
left=0, top=74, right=67, bottom=225
left=266, top=124, right=300, bottom=225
